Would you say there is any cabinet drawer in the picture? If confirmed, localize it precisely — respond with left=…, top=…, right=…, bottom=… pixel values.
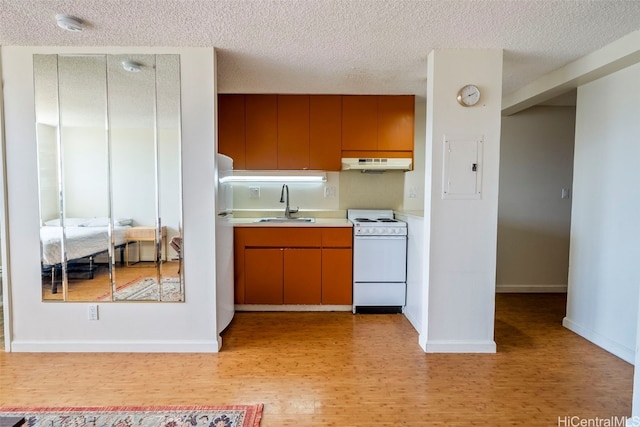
left=321, top=228, right=352, bottom=247
left=236, top=227, right=322, bottom=247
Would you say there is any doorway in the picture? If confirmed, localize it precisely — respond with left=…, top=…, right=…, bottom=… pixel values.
left=496, top=99, right=576, bottom=311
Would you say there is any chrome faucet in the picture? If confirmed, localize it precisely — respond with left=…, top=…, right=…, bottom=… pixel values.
left=279, top=184, right=299, bottom=219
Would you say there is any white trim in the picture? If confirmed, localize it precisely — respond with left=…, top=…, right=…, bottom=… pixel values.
left=418, top=333, right=428, bottom=351
left=496, top=284, right=567, bottom=293
left=425, top=340, right=497, bottom=353
left=235, top=304, right=352, bottom=312
left=10, top=340, right=220, bottom=353
left=403, top=308, right=421, bottom=333
left=563, top=317, right=635, bottom=364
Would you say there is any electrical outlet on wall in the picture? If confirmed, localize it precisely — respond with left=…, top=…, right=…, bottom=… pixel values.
left=409, top=186, right=418, bottom=199
left=324, top=186, right=336, bottom=198
left=249, top=187, right=260, bottom=199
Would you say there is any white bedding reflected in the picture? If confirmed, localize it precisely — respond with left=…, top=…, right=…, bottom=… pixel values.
left=40, top=224, right=129, bottom=266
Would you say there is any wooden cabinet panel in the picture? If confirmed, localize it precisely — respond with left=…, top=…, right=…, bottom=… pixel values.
left=218, top=94, right=246, bottom=169
left=240, top=227, right=322, bottom=247
left=321, top=227, right=352, bottom=247
left=322, top=248, right=353, bottom=305
left=342, top=95, right=378, bottom=151
left=284, top=249, right=322, bottom=304
left=220, top=94, right=414, bottom=171
left=310, top=95, right=342, bottom=171
left=245, top=248, right=283, bottom=304
left=378, top=95, right=414, bottom=151
left=235, top=227, right=353, bottom=306
left=278, top=95, right=310, bottom=170
left=245, top=95, right=278, bottom=169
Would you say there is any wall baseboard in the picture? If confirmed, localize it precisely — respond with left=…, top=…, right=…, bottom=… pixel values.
left=423, top=340, right=497, bottom=353
left=496, top=284, right=567, bottom=293
left=9, top=340, right=220, bottom=353
left=403, top=308, right=421, bottom=334
left=562, top=317, right=634, bottom=364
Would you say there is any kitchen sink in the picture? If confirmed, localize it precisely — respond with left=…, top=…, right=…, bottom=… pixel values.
left=256, top=217, right=315, bottom=223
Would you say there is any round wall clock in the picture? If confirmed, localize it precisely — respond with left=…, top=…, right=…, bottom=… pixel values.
left=457, top=84, right=481, bottom=107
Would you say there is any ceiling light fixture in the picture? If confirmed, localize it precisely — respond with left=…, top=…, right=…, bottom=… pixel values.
left=121, top=61, right=142, bottom=73
left=55, top=14, right=84, bottom=32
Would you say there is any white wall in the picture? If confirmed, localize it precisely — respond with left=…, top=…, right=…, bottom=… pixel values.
left=497, top=106, right=575, bottom=292
left=395, top=212, right=423, bottom=333
left=403, top=96, right=426, bottom=213
left=1, top=46, right=219, bottom=352
left=233, top=170, right=406, bottom=213
left=421, top=49, right=503, bottom=353
left=563, top=62, right=640, bottom=364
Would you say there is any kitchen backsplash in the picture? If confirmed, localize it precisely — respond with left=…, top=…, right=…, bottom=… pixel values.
left=232, top=171, right=405, bottom=213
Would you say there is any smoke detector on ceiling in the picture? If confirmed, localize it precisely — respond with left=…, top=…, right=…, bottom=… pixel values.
left=122, top=61, right=142, bottom=73
left=55, top=14, right=84, bottom=32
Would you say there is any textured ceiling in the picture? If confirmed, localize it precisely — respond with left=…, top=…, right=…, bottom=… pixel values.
left=1, top=1, right=640, bottom=98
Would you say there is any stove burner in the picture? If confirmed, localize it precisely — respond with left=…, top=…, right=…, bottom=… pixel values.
left=355, top=218, right=376, bottom=222
left=378, top=218, right=397, bottom=222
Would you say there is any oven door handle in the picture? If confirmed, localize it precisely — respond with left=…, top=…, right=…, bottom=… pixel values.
left=354, top=235, right=406, bottom=240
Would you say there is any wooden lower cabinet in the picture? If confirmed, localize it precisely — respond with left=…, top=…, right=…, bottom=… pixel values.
left=245, top=248, right=283, bottom=304
left=284, top=249, right=321, bottom=304
left=235, top=227, right=352, bottom=305
left=321, top=248, right=352, bottom=305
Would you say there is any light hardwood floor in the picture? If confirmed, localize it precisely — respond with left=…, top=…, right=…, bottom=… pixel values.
left=41, top=262, right=180, bottom=301
left=0, top=294, right=633, bottom=426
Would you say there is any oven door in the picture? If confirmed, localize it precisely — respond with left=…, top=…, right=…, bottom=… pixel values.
left=353, top=235, right=407, bottom=283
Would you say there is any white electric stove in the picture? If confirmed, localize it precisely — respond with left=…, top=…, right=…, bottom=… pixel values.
left=347, top=209, right=407, bottom=313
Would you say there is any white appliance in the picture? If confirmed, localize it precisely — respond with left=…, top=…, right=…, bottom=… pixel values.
left=215, top=154, right=234, bottom=334
left=341, top=157, right=412, bottom=171
left=347, top=209, right=407, bottom=313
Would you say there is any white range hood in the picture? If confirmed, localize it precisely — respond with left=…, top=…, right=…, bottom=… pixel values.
left=341, top=157, right=412, bottom=171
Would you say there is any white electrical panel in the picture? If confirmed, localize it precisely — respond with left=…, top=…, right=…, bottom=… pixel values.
left=442, top=135, right=483, bottom=199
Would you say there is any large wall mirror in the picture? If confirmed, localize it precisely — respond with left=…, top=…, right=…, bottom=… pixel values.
left=34, top=54, right=184, bottom=302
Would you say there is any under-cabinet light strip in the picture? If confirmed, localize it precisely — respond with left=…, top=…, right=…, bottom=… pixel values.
left=219, top=175, right=326, bottom=183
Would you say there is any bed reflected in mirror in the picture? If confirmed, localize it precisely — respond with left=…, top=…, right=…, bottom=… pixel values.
left=34, top=53, right=184, bottom=302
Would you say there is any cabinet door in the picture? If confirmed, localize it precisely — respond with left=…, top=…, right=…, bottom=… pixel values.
left=218, top=94, right=246, bottom=169
left=310, top=95, right=342, bottom=171
left=278, top=95, right=310, bottom=170
left=377, top=95, right=414, bottom=151
left=245, top=248, right=283, bottom=304
left=245, top=95, right=278, bottom=169
left=322, top=248, right=353, bottom=305
left=342, top=95, right=377, bottom=151
left=284, top=248, right=321, bottom=304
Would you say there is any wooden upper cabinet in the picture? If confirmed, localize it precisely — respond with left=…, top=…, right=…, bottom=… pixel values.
left=378, top=95, right=414, bottom=151
left=341, top=95, right=415, bottom=154
left=277, top=95, right=310, bottom=170
left=342, top=95, right=378, bottom=151
left=217, top=94, right=246, bottom=169
left=219, top=93, right=414, bottom=170
left=309, top=95, right=342, bottom=171
left=245, top=95, right=278, bottom=169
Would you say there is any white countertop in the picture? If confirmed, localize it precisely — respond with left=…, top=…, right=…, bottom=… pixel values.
left=230, top=217, right=352, bottom=227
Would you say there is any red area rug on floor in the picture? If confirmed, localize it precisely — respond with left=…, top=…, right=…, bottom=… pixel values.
left=0, top=405, right=263, bottom=427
